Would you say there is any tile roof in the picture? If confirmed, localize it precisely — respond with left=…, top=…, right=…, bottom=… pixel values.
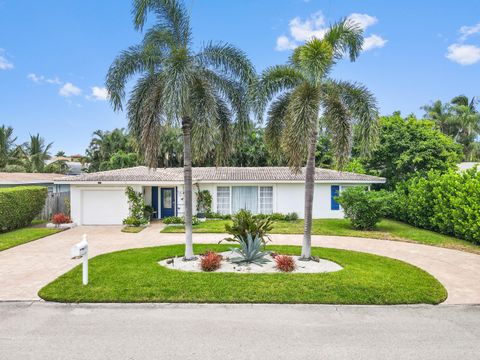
left=0, top=172, right=65, bottom=184
left=55, top=166, right=385, bottom=183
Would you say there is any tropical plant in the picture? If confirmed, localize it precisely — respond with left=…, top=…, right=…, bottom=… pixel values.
left=274, top=255, right=296, bottom=272
left=224, top=209, right=273, bottom=245
left=229, top=233, right=270, bottom=264
left=0, top=125, right=17, bottom=168
left=22, top=134, right=53, bottom=172
left=361, top=114, right=462, bottom=188
left=123, top=186, right=149, bottom=227
left=106, top=0, right=256, bottom=259
left=260, top=19, right=379, bottom=258
left=51, top=213, right=72, bottom=225
left=195, top=188, right=212, bottom=216
left=200, top=251, right=222, bottom=271
left=336, top=187, right=390, bottom=230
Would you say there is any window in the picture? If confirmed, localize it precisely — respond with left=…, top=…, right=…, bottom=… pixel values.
left=259, top=186, right=273, bottom=214
left=232, top=186, right=258, bottom=214
left=331, top=185, right=340, bottom=210
left=216, top=187, right=230, bottom=215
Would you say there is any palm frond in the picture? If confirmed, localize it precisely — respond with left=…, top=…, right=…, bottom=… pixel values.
left=324, top=80, right=379, bottom=158
left=132, top=0, right=191, bottom=46
left=290, top=38, right=334, bottom=84
left=127, top=73, right=165, bottom=167
left=258, top=65, right=304, bottom=111
left=323, top=18, right=363, bottom=61
left=106, top=45, right=163, bottom=111
left=282, top=83, right=320, bottom=170
left=265, top=92, right=290, bottom=159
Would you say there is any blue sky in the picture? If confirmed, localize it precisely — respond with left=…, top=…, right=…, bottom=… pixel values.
left=0, top=0, right=479, bottom=155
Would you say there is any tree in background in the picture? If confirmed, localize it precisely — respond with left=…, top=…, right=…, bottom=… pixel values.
left=21, top=134, right=52, bottom=173
left=423, top=95, right=479, bottom=161
left=0, top=125, right=17, bottom=169
left=260, top=19, right=378, bottom=259
left=361, top=113, right=462, bottom=189
left=85, top=128, right=138, bottom=172
left=106, top=0, right=256, bottom=259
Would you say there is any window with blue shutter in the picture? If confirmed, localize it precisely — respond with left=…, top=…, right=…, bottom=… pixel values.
left=331, top=185, right=340, bottom=210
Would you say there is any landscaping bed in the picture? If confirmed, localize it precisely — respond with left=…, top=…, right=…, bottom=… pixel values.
left=39, top=244, right=447, bottom=304
left=161, top=219, right=480, bottom=254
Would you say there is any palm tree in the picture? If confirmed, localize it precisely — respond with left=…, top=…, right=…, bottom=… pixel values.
left=0, top=125, right=17, bottom=168
left=23, top=134, right=53, bottom=172
left=260, top=19, right=378, bottom=259
left=106, top=0, right=256, bottom=259
left=451, top=95, right=477, bottom=111
left=421, top=100, right=454, bottom=135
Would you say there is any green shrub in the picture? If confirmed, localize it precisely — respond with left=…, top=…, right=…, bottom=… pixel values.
left=196, top=188, right=212, bottom=215
left=0, top=186, right=47, bottom=232
left=391, top=169, right=480, bottom=244
left=224, top=209, right=273, bottom=245
left=163, top=216, right=200, bottom=225
left=284, top=212, right=299, bottom=221
left=122, top=186, right=148, bottom=227
left=336, top=187, right=390, bottom=230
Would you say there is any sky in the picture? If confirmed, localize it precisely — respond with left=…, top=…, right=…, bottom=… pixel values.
left=0, top=0, right=479, bottom=155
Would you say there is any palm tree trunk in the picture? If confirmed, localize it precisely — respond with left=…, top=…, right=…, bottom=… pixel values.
left=301, top=124, right=318, bottom=259
left=182, top=116, right=195, bottom=260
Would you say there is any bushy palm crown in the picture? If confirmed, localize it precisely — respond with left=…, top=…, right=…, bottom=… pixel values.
left=260, top=19, right=378, bottom=168
left=0, top=125, right=17, bottom=168
left=23, top=134, right=52, bottom=172
left=106, top=0, right=257, bottom=166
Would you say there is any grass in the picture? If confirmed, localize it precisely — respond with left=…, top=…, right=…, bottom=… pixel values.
left=161, top=218, right=480, bottom=254
left=0, top=227, right=60, bottom=252
left=38, top=244, right=447, bottom=304
left=121, top=226, right=146, bottom=233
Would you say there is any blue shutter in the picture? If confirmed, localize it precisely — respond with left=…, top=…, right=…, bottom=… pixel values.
left=152, top=187, right=159, bottom=219
left=331, top=185, right=340, bottom=210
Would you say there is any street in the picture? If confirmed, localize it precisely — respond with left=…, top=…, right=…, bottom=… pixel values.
left=1, top=302, right=479, bottom=360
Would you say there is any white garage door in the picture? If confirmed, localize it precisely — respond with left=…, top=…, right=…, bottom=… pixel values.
left=81, top=190, right=128, bottom=225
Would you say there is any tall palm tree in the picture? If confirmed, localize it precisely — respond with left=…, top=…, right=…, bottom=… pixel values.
left=421, top=100, right=454, bottom=135
left=260, top=19, right=378, bottom=259
left=0, top=125, right=17, bottom=168
left=451, top=95, right=477, bottom=111
left=106, top=0, right=256, bottom=259
left=23, top=134, right=53, bottom=172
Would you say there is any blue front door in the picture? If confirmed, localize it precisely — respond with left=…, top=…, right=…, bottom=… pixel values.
left=160, top=188, right=175, bottom=218
left=151, top=187, right=159, bottom=219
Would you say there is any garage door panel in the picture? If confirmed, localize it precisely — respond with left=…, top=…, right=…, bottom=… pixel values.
left=82, top=190, right=128, bottom=225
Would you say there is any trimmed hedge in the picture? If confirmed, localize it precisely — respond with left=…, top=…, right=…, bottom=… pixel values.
left=390, top=169, right=480, bottom=244
left=0, top=186, right=47, bottom=232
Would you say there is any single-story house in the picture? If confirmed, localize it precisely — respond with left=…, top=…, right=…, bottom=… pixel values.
left=0, top=172, right=70, bottom=193
left=55, top=166, right=385, bottom=226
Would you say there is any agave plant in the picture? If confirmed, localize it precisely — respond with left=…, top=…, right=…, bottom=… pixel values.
left=229, top=234, right=270, bottom=265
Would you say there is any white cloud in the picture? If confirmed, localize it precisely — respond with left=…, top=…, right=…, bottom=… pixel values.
left=0, top=49, right=13, bottom=70
left=347, top=13, right=378, bottom=30
left=275, top=35, right=297, bottom=51
left=27, top=73, right=62, bottom=84
left=275, top=11, right=386, bottom=52
left=89, top=86, right=109, bottom=101
left=363, top=34, right=387, bottom=51
left=59, top=82, right=82, bottom=97
left=459, top=22, right=480, bottom=41
left=446, top=44, right=480, bottom=65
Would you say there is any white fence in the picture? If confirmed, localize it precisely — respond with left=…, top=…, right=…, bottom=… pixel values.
left=38, top=192, right=70, bottom=220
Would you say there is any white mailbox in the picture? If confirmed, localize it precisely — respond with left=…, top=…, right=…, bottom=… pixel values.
left=70, top=234, right=89, bottom=285
left=71, top=239, right=88, bottom=259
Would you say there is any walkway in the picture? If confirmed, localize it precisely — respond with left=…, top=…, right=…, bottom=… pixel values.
left=1, top=223, right=479, bottom=304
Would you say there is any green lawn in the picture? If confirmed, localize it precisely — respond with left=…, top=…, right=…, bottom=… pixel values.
left=39, top=244, right=446, bottom=304
left=121, top=226, right=146, bottom=233
left=161, top=218, right=480, bottom=254
left=0, top=227, right=60, bottom=252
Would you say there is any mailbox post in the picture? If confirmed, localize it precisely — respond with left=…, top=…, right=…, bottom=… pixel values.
left=71, top=234, right=89, bottom=285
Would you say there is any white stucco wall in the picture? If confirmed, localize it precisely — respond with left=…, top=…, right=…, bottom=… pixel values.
left=69, top=181, right=372, bottom=225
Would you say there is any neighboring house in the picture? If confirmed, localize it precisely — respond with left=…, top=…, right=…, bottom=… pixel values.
left=55, top=166, right=385, bottom=225
left=458, top=162, right=479, bottom=172
left=0, top=172, right=70, bottom=193
left=45, top=156, right=85, bottom=175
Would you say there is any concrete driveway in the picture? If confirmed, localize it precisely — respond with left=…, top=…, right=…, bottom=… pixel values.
left=1, top=223, right=480, bottom=304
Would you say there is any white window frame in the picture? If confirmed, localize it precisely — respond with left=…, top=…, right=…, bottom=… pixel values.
left=216, top=186, right=231, bottom=215
left=258, top=186, right=273, bottom=214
